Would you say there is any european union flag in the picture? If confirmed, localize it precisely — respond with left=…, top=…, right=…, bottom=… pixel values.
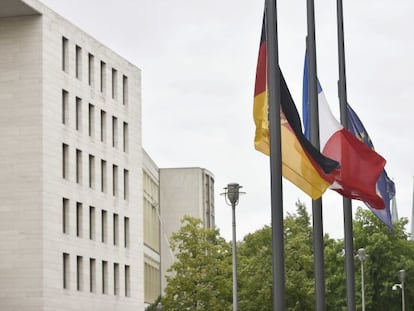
left=347, top=104, right=396, bottom=231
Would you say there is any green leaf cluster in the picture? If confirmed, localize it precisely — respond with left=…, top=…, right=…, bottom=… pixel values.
left=351, top=207, right=414, bottom=311
left=161, top=204, right=414, bottom=311
left=162, top=216, right=233, bottom=311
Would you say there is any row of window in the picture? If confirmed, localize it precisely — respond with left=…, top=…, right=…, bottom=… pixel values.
left=144, top=258, right=161, bottom=304
left=143, top=171, right=160, bottom=251
left=62, top=144, right=129, bottom=199
left=62, top=90, right=129, bottom=152
left=143, top=171, right=159, bottom=202
left=203, top=173, right=215, bottom=229
left=62, top=253, right=130, bottom=296
left=62, top=37, right=128, bottom=105
left=62, top=198, right=130, bottom=247
left=143, top=197, right=160, bottom=252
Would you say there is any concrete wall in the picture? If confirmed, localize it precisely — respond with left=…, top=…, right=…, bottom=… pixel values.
left=159, top=167, right=214, bottom=291
left=0, top=14, right=44, bottom=310
left=0, top=0, right=144, bottom=309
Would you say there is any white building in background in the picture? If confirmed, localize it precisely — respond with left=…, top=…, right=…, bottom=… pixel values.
left=142, top=150, right=162, bottom=305
left=0, top=0, right=143, bottom=310
left=0, top=0, right=216, bottom=310
left=141, top=158, right=216, bottom=303
left=159, top=167, right=215, bottom=291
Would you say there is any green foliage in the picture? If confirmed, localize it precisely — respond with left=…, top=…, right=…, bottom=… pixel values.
left=238, top=225, right=273, bottom=311
left=284, top=202, right=315, bottom=311
left=238, top=201, right=315, bottom=311
left=324, top=236, right=346, bottom=310
left=145, top=296, right=161, bottom=311
left=161, top=205, right=414, bottom=311
left=352, top=207, right=414, bottom=311
left=237, top=203, right=414, bottom=310
left=162, top=216, right=232, bottom=311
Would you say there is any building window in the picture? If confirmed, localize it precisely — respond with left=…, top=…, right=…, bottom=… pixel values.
left=75, top=97, right=82, bottom=131
left=124, top=217, right=130, bottom=248
left=89, top=206, right=95, bottom=240
left=62, top=37, right=69, bottom=72
left=101, top=210, right=107, bottom=243
left=114, top=263, right=120, bottom=296
left=62, top=143, right=69, bottom=179
left=144, top=258, right=161, bottom=303
left=89, top=154, right=95, bottom=189
left=123, top=122, right=128, bottom=153
left=113, top=213, right=119, bottom=246
left=75, top=45, right=82, bottom=80
left=88, top=53, right=94, bottom=87
left=100, top=61, right=106, bottom=93
left=63, top=253, right=70, bottom=289
left=123, top=169, right=129, bottom=200
left=112, top=116, right=118, bottom=148
left=76, top=202, right=83, bottom=238
left=89, top=258, right=96, bottom=293
left=144, top=197, right=160, bottom=252
left=112, top=165, right=118, bottom=197
left=101, top=160, right=107, bottom=193
left=125, top=265, right=130, bottom=297
left=76, top=149, right=82, bottom=184
left=63, top=198, right=69, bottom=234
left=88, top=103, right=95, bottom=137
left=100, top=110, right=106, bottom=142
left=112, top=68, right=118, bottom=100
left=122, top=75, right=128, bottom=105
left=62, top=90, right=69, bottom=125
left=102, top=260, right=108, bottom=294
left=77, top=256, right=83, bottom=291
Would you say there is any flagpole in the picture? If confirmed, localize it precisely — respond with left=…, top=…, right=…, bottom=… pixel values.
left=411, top=177, right=414, bottom=240
left=306, top=0, right=326, bottom=309
left=265, top=0, right=286, bottom=310
left=336, top=1, right=356, bottom=310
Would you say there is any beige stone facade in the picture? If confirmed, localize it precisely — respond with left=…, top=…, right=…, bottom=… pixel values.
left=0, top=1, right=216, bottom=310
left=159, top=167, right=215, bottom=291
left=142, top=150, right=161, bottom=305
left=0, top=0, right=143, bottom=310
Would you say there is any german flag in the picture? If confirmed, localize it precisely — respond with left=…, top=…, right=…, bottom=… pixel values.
left=253, top=18, right=339, bottom=199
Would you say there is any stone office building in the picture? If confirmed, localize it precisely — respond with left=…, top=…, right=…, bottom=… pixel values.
left=0, top=0, right=142, bottom=309
left=0, top=1, right=216, bottom=310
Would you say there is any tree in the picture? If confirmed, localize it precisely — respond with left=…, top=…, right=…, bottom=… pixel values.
left=352, top=207, right=414, bottom=311
left=162, top=216, right=232, bottom=311
left=238, top=225, right=273, bottom=311
left=161, top=204, right=414, bottom=310
left=324, top=234, right=346, bottom=310
left=238, top=201, right=315, bottom=311
left=145, top=296, right=161, bottom=311
left=284, top=202, right=315, bottom=310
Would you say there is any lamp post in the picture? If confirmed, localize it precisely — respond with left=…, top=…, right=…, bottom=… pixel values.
left=393, top=269, right=406, bottom=311
left=222, top=183, right=244, bottom=311
left=400, top=270, right=406, bottom=311
left=356, top=248, right=367, bottom=311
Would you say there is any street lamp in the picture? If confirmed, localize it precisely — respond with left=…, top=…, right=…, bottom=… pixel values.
left=356, top=248, right=367, bottom=311
left=222, top=183, right=244, bottom=311
left=392, top=269, right=406, bottom=311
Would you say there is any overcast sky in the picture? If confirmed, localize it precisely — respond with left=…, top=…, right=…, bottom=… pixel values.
left=40, top=0, right=414, bottom=241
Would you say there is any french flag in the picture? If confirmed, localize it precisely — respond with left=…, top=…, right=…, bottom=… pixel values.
left=303, top=55, right=386, bottom=209
left=347, top=104, right=396, bottom=231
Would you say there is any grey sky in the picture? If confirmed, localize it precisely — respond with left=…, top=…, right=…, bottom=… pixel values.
left=41, top=0, right=414, bottom=241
